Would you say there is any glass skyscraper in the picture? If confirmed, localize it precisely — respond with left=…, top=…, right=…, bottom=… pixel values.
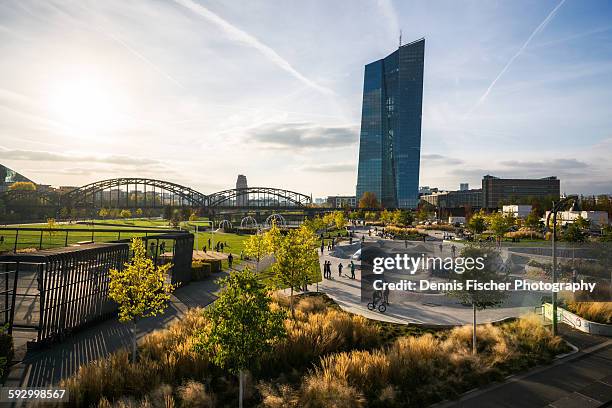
left=356, top=38, right=424, bottom=208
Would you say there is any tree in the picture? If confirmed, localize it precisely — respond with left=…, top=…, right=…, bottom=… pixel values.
left=135, top=208, right=143, bottom=218
left=8, top=181, right=36, bottom=191
left=379, top=209, right=393, bottom=225
left=244, top=231, right=269, bottom=272
left=169, top=209, right=182, bottom=228
left=487, top=212, right=513, bottom=238
left=450, top=245, right=507, bottom=354
left=268, top=225, right=320, bottom=317
left=98, top=208, right=109, bottom=219
left=333, top=211, right=347, bottom=230
left=525, top=209, right=541, bottom=229
left=46, top=218, right=57, bottom=237
left=358, top=191, right=380, bottom=209
left=109, top=238, right=174, bottom=360
left=467, top=211, right=487, bottom=238
left=188, top=212, right=198, bottom=222
left=393, top=210, right=413, bottom=226
left=119, top=209, right=132, bottom=219
left=302, top=215, right=326, bottom=232
left=59, top=207, right=70, bottom=220
left=563, top=222, right=587, bottom=243
left=195, top=269, right=285, bottom=408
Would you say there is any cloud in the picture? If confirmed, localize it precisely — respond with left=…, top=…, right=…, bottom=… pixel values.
left=172, top=0, right=333, bottom=95
left=300, top=163, right=355, bottom=173
left=499, top=158, right=588, bottom=170
left=0, top=147, right=162, bottom=166
left=465, top=0, right=566, bottom=117
left=421, top=154, right=464, bottom=165
left=247, top=122, right=358, bottom=149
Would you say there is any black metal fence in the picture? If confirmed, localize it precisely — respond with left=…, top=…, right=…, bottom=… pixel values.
left=0, top=229, right=195, bottom=346
left=0, top=243, right=129, bottom=345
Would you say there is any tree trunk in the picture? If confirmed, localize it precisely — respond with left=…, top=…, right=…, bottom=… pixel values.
left=131, top=320, right=137, bottom=362
left=238, top=370, right=244, bottom=408
left=472, top=304, right=477, bottom=355
left=290, top=287, right=294, bottom=319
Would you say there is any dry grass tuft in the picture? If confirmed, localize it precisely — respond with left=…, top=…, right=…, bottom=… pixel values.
left=177, top=381, right=215, bottom=408
left=295, top=296, right=328, bottom=314
left=566, top=302, right=612, bottom=324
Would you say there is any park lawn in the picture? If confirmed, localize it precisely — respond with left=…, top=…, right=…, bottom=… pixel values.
left=0, top=219, right=176, bottom=251
left=1, top=218, right=247, bottom=253
left=193, top=230, right=249, bottom=253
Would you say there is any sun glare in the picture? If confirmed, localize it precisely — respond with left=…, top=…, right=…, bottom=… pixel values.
left=47, top=76, right=127, bottom=136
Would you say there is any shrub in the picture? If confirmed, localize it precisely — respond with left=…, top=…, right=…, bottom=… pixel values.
left=565, top=302, right=612, bottom=324
left=298, top=375, right=366, bottom=408
left=295, top=296, right=328, bottom=314
left=265, top=309, right=379, bottom=371
left=62, top=309, right=210, bottom=406
left=177, top=381, right=215, bottom=408
left=504, top=229, right=541, bottom=240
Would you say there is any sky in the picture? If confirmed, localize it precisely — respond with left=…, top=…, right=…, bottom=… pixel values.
left=0, top=0, right=611, bottom=198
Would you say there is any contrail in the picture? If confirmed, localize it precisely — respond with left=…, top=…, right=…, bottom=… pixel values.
left=172, top=0, right=334, bottom=95
left=465, top=0, right=566, bottom=117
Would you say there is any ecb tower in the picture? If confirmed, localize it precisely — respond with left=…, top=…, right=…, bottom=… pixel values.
left=355, top=38, right=424, bottom=208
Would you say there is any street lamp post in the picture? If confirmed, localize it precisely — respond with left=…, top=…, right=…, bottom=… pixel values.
left=545, top=195, right=578, bottom=336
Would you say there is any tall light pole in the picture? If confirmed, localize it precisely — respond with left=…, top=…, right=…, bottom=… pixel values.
left=545, top=195, right=578, bottom=336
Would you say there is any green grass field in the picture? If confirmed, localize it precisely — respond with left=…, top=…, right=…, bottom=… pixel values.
left=0, top=218, right=249, bottom=255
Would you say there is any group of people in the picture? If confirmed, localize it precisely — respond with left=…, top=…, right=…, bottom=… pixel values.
left=322, top=259, right=356, bottom=280
left=202, top=238, right=229, bottom=253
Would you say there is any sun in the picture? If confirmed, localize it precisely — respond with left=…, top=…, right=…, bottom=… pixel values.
left=47, top=76, right=127, bottom=136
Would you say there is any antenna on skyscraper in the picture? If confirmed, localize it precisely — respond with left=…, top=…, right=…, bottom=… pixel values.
left=399, top=30, right=402, bottom=47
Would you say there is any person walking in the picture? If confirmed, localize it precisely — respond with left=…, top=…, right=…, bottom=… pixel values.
left=338, top=262, right=343, bottom=277
left=203, top=245, right=207, bottom=253
left=325, top=260, right=331, bottom=279
left=228, top=253, right=233, bottom=269
left=208, top=238, right=211, bottom=249
left=321, top=241, right=325, bottom=254
left=350, top=260, right=355, bottom=279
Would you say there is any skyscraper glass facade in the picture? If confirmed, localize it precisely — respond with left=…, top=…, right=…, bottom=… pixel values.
left=356, top=39, right=424, bottom=208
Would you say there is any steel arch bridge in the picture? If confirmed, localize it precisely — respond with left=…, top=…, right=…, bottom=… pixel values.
left=61, top=178, right=208, bottom=208
left=56, top=178, right=311, bottom=209
left=207, top=187, right=311, bottom=209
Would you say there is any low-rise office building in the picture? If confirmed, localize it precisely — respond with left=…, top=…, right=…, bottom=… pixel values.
left=502, top=205, right=533, bottom=219
left=327, top=195, right=356, bottom=208
left=482, top=175, right=559, bottom=209
left=545, top=210, right=609, bottom=229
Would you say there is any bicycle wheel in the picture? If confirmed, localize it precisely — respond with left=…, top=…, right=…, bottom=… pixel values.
left=367, top=303, right=375, bottom=311
left=378, top=304, right=387, bottom=313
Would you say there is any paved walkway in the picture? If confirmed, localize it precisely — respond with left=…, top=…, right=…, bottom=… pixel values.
left=317, top=227, right=537, bottom=325
left=5, top=258, right=259, bottom=388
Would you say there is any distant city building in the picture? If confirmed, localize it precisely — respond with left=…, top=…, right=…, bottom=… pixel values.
left=327, top=195, right=356, bottom=208
left=502, top=205, right=533, bottom=219
left=448, top=216, right=466, bottom=225
left=545, top=210, right=609, bottom=229
left=0, top=164, right=34, bottom=192
left=356, top=38, right=425, bottom=209
left=459, top=183, right=469, bottom=191
left=482, top=175, right=560, bottom=209
left=314, top=197, right=326, bottom=205
left=419, top=186, right=440, bottom=196
left=421, top=189, right=482, bottom=210
left=235, top=174, right=248, bottom=207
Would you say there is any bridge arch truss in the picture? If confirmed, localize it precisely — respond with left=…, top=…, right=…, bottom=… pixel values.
left=61, top=178, right=209, bottom=208
left=207, top=187, right=311, bottom=209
